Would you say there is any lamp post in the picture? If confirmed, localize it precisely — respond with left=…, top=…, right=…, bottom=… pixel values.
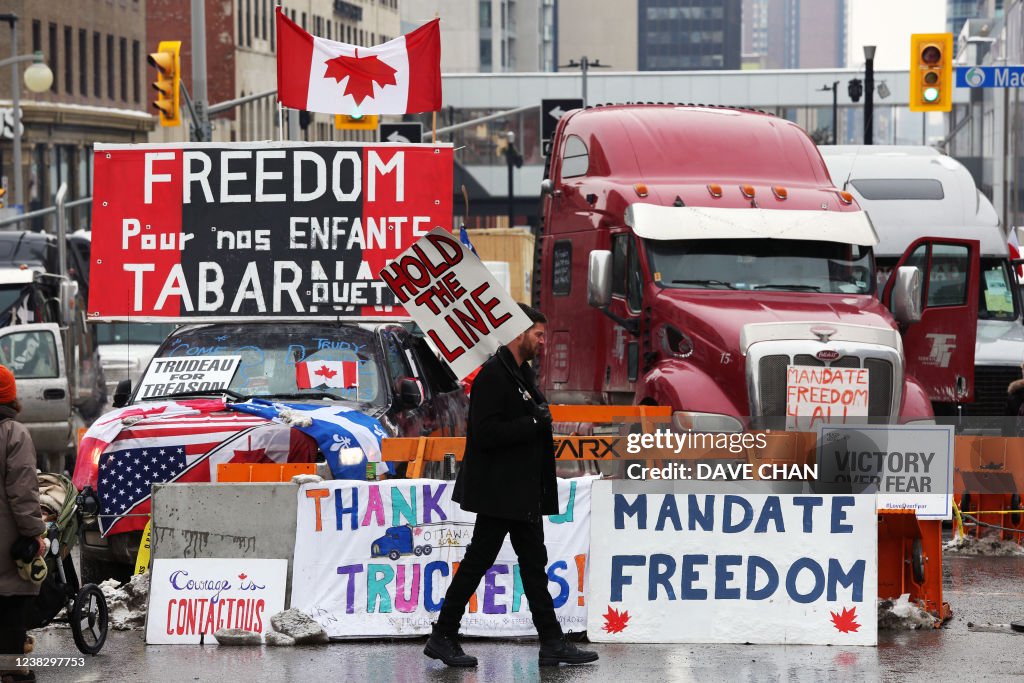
left=819, top=81, right=839, bottom=144
left=863, top=45, right=876, bottom=145
left=558, top=56, right=610, bottom=107
left=503, top=131, right=523, bottom=228
left=0, top=13, right=53, bottom=213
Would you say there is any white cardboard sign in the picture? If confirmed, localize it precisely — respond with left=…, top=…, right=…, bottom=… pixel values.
left=145, top=558, right=287, bottom=644
left=136, top=356, right=241, bottom=400
left=587, top=484, right=878, bottom=646
left=786, top=364, right=869, bottom=430
left=378, top=227, right=532, bottom=379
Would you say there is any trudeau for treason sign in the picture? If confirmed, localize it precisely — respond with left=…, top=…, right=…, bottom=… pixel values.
left=89, top=142, right=453, bottom=320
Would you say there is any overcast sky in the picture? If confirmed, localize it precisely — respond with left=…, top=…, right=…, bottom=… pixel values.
left=847, top=0, right=947, bottom=69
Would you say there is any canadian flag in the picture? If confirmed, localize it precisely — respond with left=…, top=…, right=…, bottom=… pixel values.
left=276, top=8, right=441, bottom=115
left=295, top=360, right=359, bottom=390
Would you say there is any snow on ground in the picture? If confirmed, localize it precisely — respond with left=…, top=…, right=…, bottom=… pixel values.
left=877, top=594, right=940, bottom=630
left=943, top=534, right=1024, bottom=556
left=99, top=572, right=150, bottom=630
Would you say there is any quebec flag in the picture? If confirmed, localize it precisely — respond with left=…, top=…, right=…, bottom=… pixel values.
left=228, top=400, right=393, bottom=479
left=459, top=225, right=478, bottom=256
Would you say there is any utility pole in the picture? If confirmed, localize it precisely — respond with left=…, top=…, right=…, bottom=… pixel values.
left=819, top=81, right=839, bottom=144
left=191, top=0, right=212, bottom=141
left=864, top=45, right=876, bottom=145
left=504, top=131, right=523, bottom=228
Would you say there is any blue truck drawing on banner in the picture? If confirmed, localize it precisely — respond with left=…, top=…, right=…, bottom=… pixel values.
left=371, top=525, right=434, bottom=561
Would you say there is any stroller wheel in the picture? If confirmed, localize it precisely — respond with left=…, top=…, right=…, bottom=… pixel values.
left=71, top=584, right=109, bottom=655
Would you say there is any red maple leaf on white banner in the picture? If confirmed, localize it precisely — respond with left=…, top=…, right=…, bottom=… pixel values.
left=602, top=606, right=630, bottom=634
left=323, top=53, right=397, bottom=105
left=830, top=606, right=861, bottom=633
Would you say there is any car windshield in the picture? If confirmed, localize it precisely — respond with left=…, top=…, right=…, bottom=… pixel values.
left=96, top=322, right=178, bottom=345
left=647, top=238, right=874, bottom=294
left=139, top=323, right=386, bottom=406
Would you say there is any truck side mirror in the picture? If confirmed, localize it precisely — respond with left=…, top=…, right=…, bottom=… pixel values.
left=112, top=379, right=132, bottom=408
left=540, top=178, right=554, bottom=195
left=890, top=265, right=923, bottom=325
left=587, top=250, right=613, bottom=308
left=397, top=377, right=424, bottom=408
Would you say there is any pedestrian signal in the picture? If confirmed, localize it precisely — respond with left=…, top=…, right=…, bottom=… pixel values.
left=910, top=33, right=953, bottom=112
left=148, top=40, right=181, bottom=127
left=334, top=114, right=380, bottom=131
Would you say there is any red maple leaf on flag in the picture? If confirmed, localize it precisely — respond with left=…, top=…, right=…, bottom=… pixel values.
left=238, top=573, right=248, bottom=581
left=602, top=606, right=630, bottom=634
left=830, top=606, right=860, bottom=633
left=323, top=53, right=397, bottom=106
left=315, top=365, right=338, bottom=379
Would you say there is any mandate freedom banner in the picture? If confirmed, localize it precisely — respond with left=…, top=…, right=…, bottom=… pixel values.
left=290, top=478, right=593, bottom=637
left=587, top=483, right=878, bottom=646
left=89, top=142, right=453, bottom=320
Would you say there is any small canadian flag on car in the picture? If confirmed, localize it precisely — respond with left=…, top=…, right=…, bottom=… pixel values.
left=295, top=361, right=358, bottom=390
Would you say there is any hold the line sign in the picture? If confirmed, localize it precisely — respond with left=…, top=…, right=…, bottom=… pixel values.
left=380, top=228, right=532, bottom=379
left=89, top=142, right=453, bottom=321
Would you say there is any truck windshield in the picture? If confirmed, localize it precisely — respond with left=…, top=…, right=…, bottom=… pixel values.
left=647, top=239, right=873, bottom=295
left=139, top=323, right=386, bottom=407
left=979, top=258, right=1018, bottom=320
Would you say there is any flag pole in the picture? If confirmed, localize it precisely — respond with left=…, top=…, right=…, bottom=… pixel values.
left=278, top=103, right=285, bottom=141
left=432, top=111, right=437, bottom=143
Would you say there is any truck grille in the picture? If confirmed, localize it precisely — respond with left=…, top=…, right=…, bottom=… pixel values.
left=961, top=365, right=1021, bottom=417
left=756, top=353, right=894, bottom=429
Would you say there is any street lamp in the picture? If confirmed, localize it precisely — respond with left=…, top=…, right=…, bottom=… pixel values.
left=0, top=13, right=54, bottom=214
left=558, top=56, right=611, bottom=107
left=503, top=131, right=523, bottom=229
left=819, top=81, right=839, bottom=144
left=863, top=45, right=876, bottom=145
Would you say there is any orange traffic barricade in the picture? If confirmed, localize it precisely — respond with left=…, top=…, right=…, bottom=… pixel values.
left=217, top=462, right=316, bottom=482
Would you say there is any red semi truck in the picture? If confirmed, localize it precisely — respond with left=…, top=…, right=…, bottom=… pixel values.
left=537, top=104, right=980, bottom=428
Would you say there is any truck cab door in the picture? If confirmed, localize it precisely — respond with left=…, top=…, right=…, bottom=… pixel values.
left=604, top=232, right=644, bottom=394
left=0, top=323, right=72, bottom=461
left=882, top=238, right=980, bottom=403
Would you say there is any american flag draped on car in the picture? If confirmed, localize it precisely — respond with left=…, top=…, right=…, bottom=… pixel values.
left=96, top=411, right=271, bottom=535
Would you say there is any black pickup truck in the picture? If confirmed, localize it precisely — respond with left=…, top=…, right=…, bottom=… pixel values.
left=75, top=320, right=468, bottom=582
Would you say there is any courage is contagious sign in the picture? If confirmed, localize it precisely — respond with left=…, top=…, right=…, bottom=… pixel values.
left=89, top=142, right=453, bottom=320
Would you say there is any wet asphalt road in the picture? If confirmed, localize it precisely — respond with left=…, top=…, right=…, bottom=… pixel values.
left=25, top=555, right=1024, bottom=683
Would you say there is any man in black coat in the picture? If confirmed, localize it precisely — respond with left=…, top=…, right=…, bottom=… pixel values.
left=424, top=304, right=598, bottom=668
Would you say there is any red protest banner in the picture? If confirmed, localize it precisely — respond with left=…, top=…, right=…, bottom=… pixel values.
left=89, top=143, right=453, bottom=320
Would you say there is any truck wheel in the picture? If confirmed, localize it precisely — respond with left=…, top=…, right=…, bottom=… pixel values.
left=421, top=544, right=432, bottom=556
left=911, top=538, right=926, bottom=584
left=413, top=546, right=423, bottom=557
left=1011, top=494, right=1022, bottom=526
left=388, top=549, right=401, bottom=561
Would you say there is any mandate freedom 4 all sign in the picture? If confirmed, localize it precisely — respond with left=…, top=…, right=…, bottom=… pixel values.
left=290, top=478, right=592, bottom=637
left=587, top=484, right=878, bottom=646
left=90, top=142, right=453, bottom=320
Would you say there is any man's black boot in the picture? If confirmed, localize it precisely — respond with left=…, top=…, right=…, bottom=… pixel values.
left=424, top=625, right=478, bottom=667
left=539, top=633, right=599, bottom=666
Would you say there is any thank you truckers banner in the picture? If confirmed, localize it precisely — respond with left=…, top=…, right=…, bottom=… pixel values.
left=587, top=483, right=878, bottom=646
left=89, top=142, right=454, bottom=320
left=291, top=478, right=593, bottom=637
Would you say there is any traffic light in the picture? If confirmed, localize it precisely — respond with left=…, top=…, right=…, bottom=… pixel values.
left=0, top=188, right=5, bottom=209
left=334, top=114, right=380, bottom=131
left=909, top=33, right=953, bottom=112
left=847, top=78, right=863, bottom=103
left=147, top=40, right=181, bottom=127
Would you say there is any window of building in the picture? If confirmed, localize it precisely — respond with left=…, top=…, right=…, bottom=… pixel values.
left=64, top=27, right=73, bottom=94
left=79, top=29, right=87, bottom=95
left=238, top=0, right=244, bottom=46
left=93, top=32, right=101, bottom=97
left=107, top=34, right=114, bottom=99
left=132, top=40, right=140, bottom=103
left=32, top=20, right=41, bottom=53
left=479, top=38, right=492, bottom=71
left=119, top=37, right=127, bottom=101
left=480, top=1, right=492, bottom=28
left=246, top=0, right=252, bottom=46
left=263, top=0, right=269, bottom=41
left=270, top=3, right=275, bottom=50
left=48, top=23, right=57, bottom=92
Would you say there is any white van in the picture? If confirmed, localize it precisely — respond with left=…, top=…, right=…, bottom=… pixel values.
left=820, top=145, right=1023, bottom=417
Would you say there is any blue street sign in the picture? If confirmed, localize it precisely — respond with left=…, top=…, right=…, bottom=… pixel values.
left=956, top=66, right=1024, bottom=88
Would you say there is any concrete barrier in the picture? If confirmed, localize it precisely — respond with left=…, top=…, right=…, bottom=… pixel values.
left=151, top=483, right=299, bottom=604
